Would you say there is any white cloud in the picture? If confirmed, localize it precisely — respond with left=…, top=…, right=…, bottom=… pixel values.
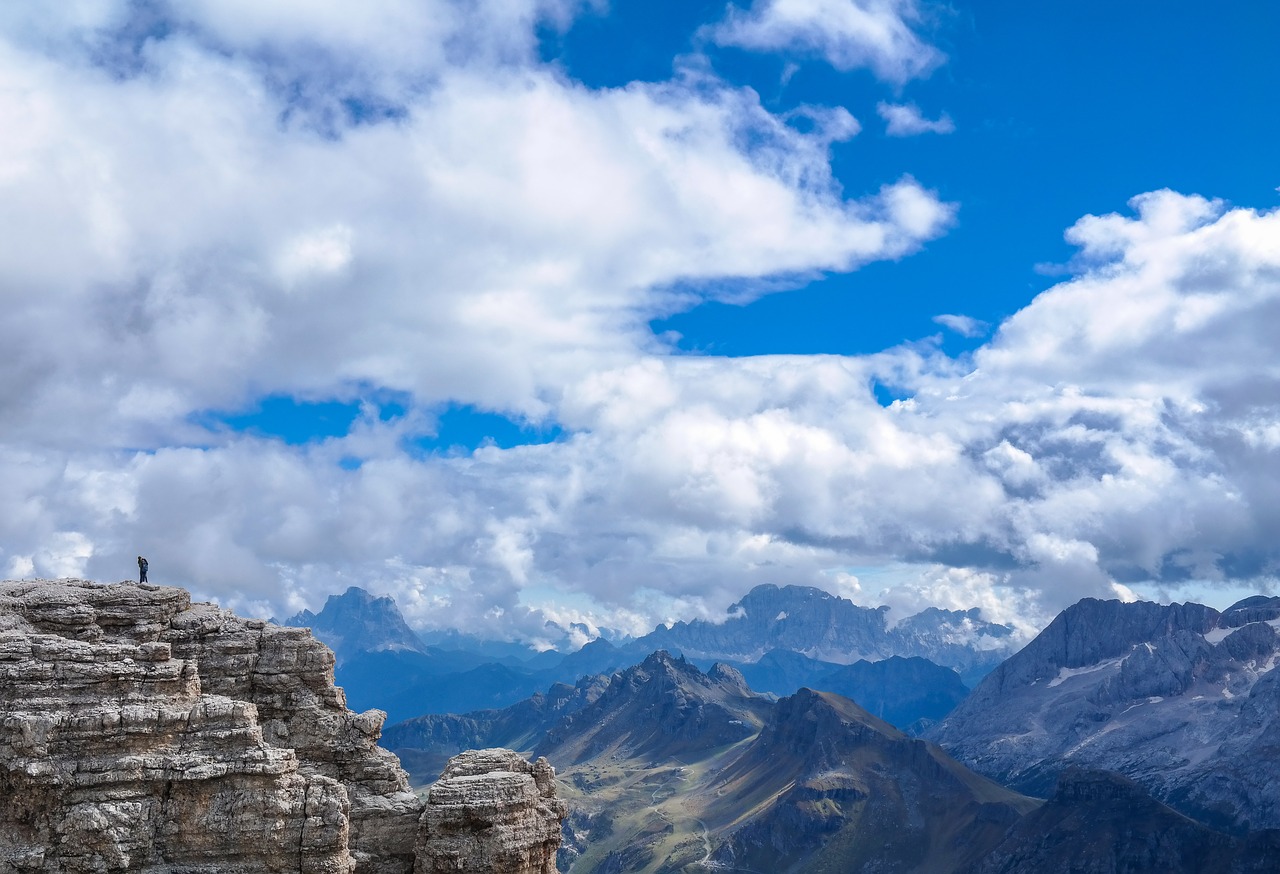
left=3, top=5, right=1280, bottom=644
left=877, top=100, right=954, bottom=136
left=707, top=0, right=944, bottom=84
left=932, top=313, right=988, bottom=337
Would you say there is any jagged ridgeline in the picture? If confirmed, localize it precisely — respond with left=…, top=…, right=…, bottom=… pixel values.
left=286, top=583, right=1013, bottom=725
left=0, top=579, right=564, bottom=874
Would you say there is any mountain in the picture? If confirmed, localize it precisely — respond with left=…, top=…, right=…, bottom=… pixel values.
left=532, top=652, right=775, bottom=873
left=814, top=654, right=969, bottom=729
left=930, top=595, right=1280, bottom=832
left=709, top=650, right=968, bottom=731
left=530, top=654, right=1036, bottom=874
left=963, top=768, right=1280, bottom=874
left=535, top=651, right=772, bottom=766
left=284, top=585, right=427, bottom=661
left=704, top=689, right=1036, bottom=874
left=385, top=640, right=1279, bottom=873
left=285, top=583, right=1017, bottom=728
left=635, top=583, right=1017, bottom=684
left=283, top=588, right=647, bottom=722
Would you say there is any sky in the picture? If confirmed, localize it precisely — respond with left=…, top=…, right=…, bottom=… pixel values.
left=1, top=0, right=1278, bottom=648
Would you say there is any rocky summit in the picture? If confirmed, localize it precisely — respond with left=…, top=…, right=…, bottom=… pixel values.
left=0, top=579, right=564, bottom=873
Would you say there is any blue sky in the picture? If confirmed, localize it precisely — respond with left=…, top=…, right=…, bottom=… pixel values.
left=0, top=1, right=1277, bottom=646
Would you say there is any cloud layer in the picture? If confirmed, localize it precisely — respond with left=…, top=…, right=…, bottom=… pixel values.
left=2, top=3, right=1277, bottom=644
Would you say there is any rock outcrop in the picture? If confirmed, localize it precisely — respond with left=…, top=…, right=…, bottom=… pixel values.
left=0, top=579, right=563, bottom=873
left=415, top=749, right=565, bottom=874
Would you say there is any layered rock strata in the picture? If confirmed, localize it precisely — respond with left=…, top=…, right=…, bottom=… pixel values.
left=416, top=749, right=566, bottom=874
left=0, top=579, right=421, bottom=873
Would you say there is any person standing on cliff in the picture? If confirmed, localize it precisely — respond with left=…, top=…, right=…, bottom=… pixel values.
left=137, top=556, right=148, bottom=583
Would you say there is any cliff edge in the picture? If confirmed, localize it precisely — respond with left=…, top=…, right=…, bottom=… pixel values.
left=0, top=579, right=563, bottom=873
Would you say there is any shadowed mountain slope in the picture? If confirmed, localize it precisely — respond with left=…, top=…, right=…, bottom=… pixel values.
left=963, top=768, right=1280, bottom=874
left=706, top=689, right=1036, bottom=874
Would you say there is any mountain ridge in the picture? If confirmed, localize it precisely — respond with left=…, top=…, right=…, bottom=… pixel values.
left=930, top=595, right=1280, bottom=832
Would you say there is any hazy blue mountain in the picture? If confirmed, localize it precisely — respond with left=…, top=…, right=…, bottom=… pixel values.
left=815, top=654, right=969, bottom=729
left=283, top=585, right=427, bottom=663
left=288, top=583, right=1010, bottom=727
left=634, top=583, right=1017, bottom=685
left=688, top=649, right=968, bottom=731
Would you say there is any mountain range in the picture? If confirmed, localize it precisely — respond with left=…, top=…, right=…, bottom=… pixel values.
left=291, top=582, right=1280, bottom=870
left=393, top=649, right=1274, bottom=873
left=285, top=583, right=1009, bottom=722
left=533, top=651, right=1036, bottom=873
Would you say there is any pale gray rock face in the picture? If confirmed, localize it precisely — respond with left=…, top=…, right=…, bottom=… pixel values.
left=415, top=749, right=566, bottom=874
left=0, top=579, right=422, bottom=873
left=929, top=596, right=1280, bottom=832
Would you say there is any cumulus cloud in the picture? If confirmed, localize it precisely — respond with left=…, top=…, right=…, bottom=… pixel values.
left=3, top=4, right=1279, bottom=645
left=877, top=100, right=954, bottom=136
left=707, top=0, right=944, bottom=83
left=0, top=10, right=952, bottom=446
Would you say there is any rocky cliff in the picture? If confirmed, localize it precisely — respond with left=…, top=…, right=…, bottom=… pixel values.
left=415, top=749, right=565, bottom=874
left=0, top=579, right=563, bottom=873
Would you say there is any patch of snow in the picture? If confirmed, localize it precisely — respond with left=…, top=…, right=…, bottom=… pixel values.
left=1204, top=627, right=1234, bottom=645
left=1222, top=686, right=1235, bottom=699
left=774, top=611, right=787, bottom=621
left=1147, top=696, right=1163, bottom=704
left=1047, top=658, right=1121, bottom=688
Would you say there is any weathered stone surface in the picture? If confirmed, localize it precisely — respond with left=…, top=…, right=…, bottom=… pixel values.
left=416, top=748, right=566, bottom=874
left=0, top=579, right=422, bottom=873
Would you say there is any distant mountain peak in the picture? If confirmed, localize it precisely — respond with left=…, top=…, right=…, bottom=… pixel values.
left=283, top=585, right=425, bottom=663
left=637, top=582, right=1016, bottom=683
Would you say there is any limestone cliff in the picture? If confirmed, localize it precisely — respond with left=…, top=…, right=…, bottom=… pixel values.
left=415, top=749, right=566, bottom=874
left=0, top=580, right=561, bottom=873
